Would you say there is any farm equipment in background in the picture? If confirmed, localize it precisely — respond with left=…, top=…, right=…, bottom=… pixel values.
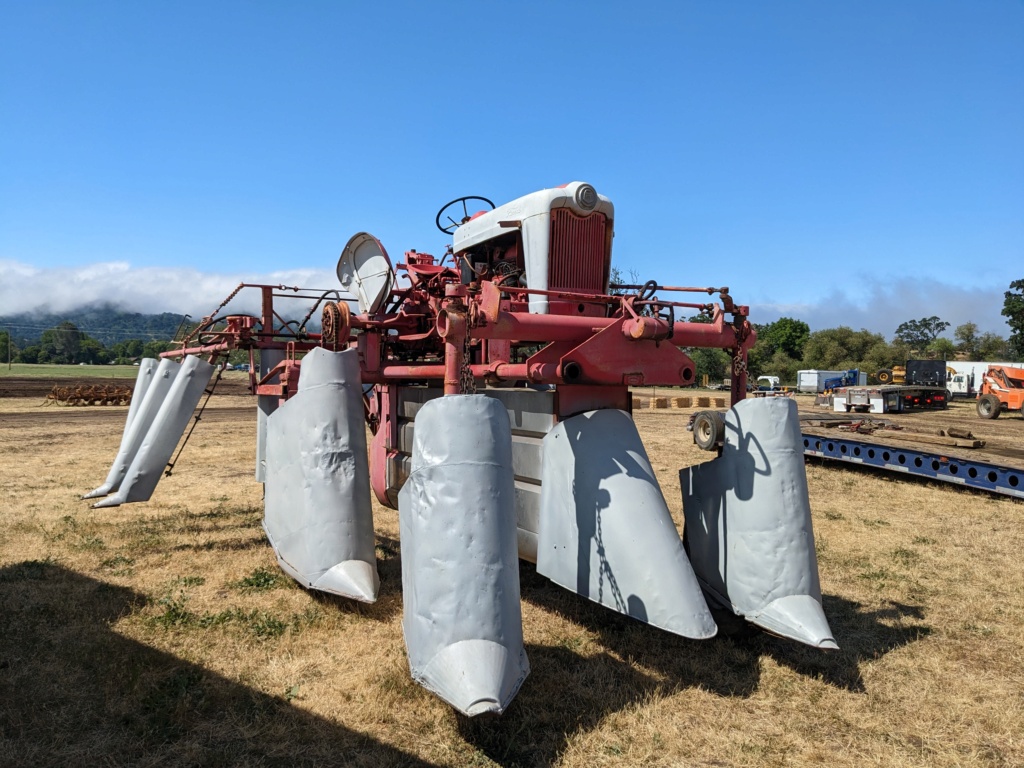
left=822, top=369, right=860, bottom=394
left=876, top=360, right=955, bottom=390
left=976, top=365, right=1024, bottom=419
left=81, top=182, right=835, bottom=716
left=45, top=383, right=133, bottom=406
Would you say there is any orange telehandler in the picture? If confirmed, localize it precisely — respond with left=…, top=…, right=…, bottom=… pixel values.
left=976, top=365, right=1024, bottom=419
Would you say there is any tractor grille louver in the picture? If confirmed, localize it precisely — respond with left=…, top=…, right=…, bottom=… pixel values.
left=548, top=209, right=607, bottom=294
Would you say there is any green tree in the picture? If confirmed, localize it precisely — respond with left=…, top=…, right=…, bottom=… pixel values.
left=927, top=337, right=956, bottom=360
left=142, top=340, right=174, bottom=359
left=689, top=347, right=730, bottom=385
left=1003, top=279, right=1024, bottom=359
left=758, top=317, right=810, bottom=359
left=78, top=337, right=111, bottom=365
left=16, top=345, right=41, bottom=364
left=0, top=329, right=12, bottom=364
left=111, top=338, right=145, bottom=363
left=893, top=316, right=949, bottom=350
left=954, top=322, right=980, bottom=359
left=978, top=332, right=1011, bottom=361
left=802, top=327, right=888, bottom=370
left=38, top=322, right=84, bottom=364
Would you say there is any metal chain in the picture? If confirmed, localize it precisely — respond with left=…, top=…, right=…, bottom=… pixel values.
left=595, top=506, right=626, bottom=612
left=460, top=333, right=477, bottom=394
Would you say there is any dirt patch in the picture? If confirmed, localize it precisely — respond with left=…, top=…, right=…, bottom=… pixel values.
left=0, top=373, right=253, bottom=399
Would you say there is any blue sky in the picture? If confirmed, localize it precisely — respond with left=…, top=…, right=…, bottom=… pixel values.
left=1, top=1, right=1022, bottom=338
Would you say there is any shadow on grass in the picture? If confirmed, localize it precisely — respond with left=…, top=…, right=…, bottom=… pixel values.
left=751, top=595, right=932, bottom=692
left=519, top=563, right=931, bottom=697
left=455, top=571, right=933, bottom=765
left=0, top=561, right=436, bottom=768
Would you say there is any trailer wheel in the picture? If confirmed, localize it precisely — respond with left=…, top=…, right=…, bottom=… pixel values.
left=693, top=410, right=725, bottom=451
left=977, top=394, right=1001, bottom=419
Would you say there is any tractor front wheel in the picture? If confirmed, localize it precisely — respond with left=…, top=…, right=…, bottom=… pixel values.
left=977, top=394, right=1002, bottom=419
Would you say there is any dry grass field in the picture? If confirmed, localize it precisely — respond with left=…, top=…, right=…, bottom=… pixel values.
left=1, top=384, right=1022, bottom=767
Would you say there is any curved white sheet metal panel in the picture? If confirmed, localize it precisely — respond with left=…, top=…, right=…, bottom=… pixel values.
left=263, top=347, right=379, bottom=602
left=93, top=356, right=214, bottom=507
left=85, top=358, right=179, bottom=501
left=681, top=397, right=837, bottom=649
left=537, top=409, right=717, bottom=640
left=399, top=395, right=529, bottom=716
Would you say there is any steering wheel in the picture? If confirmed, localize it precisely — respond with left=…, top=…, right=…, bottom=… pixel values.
left=435, top=196, right=495, bottom=235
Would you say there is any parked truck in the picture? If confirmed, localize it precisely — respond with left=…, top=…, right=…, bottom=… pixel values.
left=948, top=361, right=1024, bottom=398
left=834, top=359, right=949, bottom=413
left=797, top=369, right=868, bottom=393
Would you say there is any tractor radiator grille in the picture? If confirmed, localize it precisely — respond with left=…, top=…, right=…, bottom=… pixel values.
left=548, top=209, right=607, bottom=294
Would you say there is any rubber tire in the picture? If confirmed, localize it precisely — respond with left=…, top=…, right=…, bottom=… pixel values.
left=693, top=410, right=725, bottom=451
left=977, top=394, right=1001, bottom=419
left=877, top=368, right=893, bottom=384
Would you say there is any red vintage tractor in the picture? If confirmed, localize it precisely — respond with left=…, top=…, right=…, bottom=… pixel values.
left=84, top=182, right=834, bottom=716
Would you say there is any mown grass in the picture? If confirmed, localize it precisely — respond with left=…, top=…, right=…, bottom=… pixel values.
left=0, top=363, right=143, bottom=378
left=0, top=394, right=1022, bottom=767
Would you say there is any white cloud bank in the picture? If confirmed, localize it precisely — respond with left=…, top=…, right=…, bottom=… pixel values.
left=0, top=260, right=1014, bottom=340
left=752, top=277, right=1013, bottom=338
left=0, top=260, right=341, bottom=319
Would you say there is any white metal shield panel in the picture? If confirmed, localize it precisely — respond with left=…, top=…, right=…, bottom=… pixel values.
left=85, top=358, right=179, bottom=500
left=93, top=356, right=214, bottom=507
left=263, top=348, right=378, bottom=602
left=681, top=397, right=837, bottom=649
left=537, top=409, right=717, bottom=640
left=255, top=349, right=285, bottom=482
left=399, top=395, right=528, bottom=717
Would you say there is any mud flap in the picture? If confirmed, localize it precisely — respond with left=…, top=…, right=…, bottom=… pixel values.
left=399, top=395, right=529, bottom=717
left=681, top=397, right=837, bottom=649
left=537, top=409, right=717, bottom=640
left=93, top=356, right=214, bottom=507
left=262, top=348, right=379, bottom=602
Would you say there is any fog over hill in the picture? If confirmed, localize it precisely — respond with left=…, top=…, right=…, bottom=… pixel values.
left=0, top=258, right=1015, bottom=341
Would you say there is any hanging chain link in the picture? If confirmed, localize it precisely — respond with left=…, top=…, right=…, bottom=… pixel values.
left=460, top=332, right=477, bottom=394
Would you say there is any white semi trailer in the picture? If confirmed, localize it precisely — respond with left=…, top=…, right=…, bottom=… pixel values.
left=947, top=361, right=1024, bottom=397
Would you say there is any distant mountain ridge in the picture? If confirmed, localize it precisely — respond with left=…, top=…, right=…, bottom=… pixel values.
left=0, top=304, right=188, bottom=346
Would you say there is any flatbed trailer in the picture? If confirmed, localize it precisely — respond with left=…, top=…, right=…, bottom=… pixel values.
left=802, top=432, right=1023, bottom=499
left=832, top=385, right=948, bottom=414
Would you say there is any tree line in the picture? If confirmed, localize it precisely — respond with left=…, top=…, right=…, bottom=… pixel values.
left=689, top=279, right=1024, bottom=385
left=0, top=321, right=176, bottom=365
left=3, top=280, right=1023, bottom=377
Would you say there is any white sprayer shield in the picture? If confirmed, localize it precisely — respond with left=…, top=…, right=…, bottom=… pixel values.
left=398, top=395, right=529, bottom=716
left=263, top=347, right=379, bottom=602
left=92, top=356, right=214, bottom=507
left=537, top=409, right=717, bottom=639
left=681, top=397, right=837, bottom=649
